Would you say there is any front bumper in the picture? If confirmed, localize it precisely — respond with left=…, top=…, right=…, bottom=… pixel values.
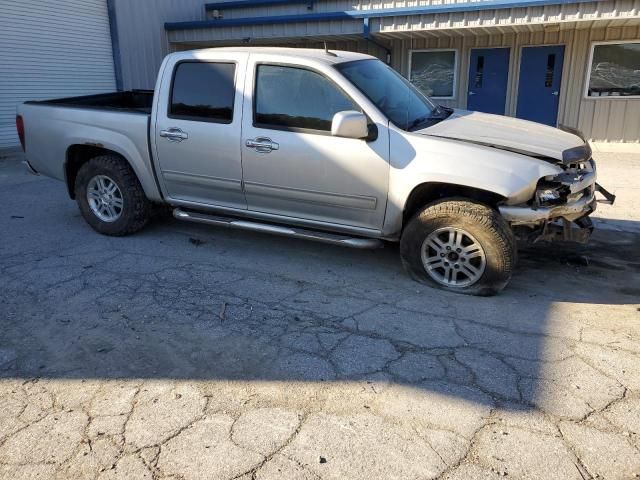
left=499, top=190, right=598, bottom=224
left=498, top=183, right=616, bottom=244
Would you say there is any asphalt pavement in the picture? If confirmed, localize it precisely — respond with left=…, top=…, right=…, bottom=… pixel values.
left=1, top=151, right=639, bottom=479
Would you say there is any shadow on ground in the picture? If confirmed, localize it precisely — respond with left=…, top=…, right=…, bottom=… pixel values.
left=1, top=165, right=639, bottom=415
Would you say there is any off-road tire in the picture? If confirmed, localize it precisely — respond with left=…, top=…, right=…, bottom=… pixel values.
left=400, top=198, right=516, bottom=296
left=74, top=154, right=151, bottom=236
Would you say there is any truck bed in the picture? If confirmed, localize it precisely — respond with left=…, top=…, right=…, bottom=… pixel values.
left=24, top=90, right=153, bottom=114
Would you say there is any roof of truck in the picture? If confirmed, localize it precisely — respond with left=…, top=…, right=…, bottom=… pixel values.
left=181, top=47, right=375, bottom=65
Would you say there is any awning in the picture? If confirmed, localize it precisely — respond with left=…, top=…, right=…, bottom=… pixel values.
left=164, top=0, right=640, bottom=45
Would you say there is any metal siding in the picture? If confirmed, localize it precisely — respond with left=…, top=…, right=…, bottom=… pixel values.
left=387, top=24, right=639, bottom=141
left=0, top=0, right=116, bottom=148
left=134, top=0, right=638, bottom=142
left=567, top=24, right=640, bottom=142
left=112, top=0, right=207, bottom=90
left=167, top=19, right=364, bottom=44
left=374, top=0, right=640, bottom=33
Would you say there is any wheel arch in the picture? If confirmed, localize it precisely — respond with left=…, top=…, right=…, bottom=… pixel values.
left=65, top=145, right=136, bottom=199
left=402, top=182, right=506, bottom=228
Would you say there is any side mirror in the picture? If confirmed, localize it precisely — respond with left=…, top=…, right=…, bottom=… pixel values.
left=331, top=111, right=369, bottom=139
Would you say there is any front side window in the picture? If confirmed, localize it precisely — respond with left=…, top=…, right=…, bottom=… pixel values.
left=170, top=62, right=236, bottom=122
left=587, top=42, right=640, bottom=97
left=254, top=65, right=359, bottom=132
left=409, top=50, right=457, bottom=98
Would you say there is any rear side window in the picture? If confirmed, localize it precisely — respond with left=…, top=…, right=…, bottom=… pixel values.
left=254, top=65, right=358, bottom=132
left=170, top=62, right=236, bottom=123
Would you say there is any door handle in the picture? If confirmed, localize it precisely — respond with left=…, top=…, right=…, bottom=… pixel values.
left=160, top=128, right=189, bottom=142
left=246, top=137, right=279, bottom=154
left=468, top=91, right=476, bottom=96
left=552, top=91, right=559, bottom=96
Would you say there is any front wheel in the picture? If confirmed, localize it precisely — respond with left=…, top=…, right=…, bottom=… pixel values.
left=74, top=154, right=151, bottom=236
left=400, top=199, right=516, bottom=296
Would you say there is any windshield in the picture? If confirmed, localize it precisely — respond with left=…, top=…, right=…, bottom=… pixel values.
left=336, top=59, right=442, bottom=131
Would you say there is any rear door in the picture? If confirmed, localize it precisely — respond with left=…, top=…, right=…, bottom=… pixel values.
left=467, top=48, right=510, bottom=115
left=154, top=52, right=248, bottom=209
left=239, top=58, right=390, bottom=231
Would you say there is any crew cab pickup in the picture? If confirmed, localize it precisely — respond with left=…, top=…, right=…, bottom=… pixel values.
left=16, top=47, right=615, bottom=295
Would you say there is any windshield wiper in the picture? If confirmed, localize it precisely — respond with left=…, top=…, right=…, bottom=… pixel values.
left=408, top=106, right=453, bottom=131
left=407, top=115, right=431, bottom=131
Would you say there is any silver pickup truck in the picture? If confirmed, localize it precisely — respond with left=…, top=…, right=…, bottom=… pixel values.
left=16, top=47, right=615, bottom=295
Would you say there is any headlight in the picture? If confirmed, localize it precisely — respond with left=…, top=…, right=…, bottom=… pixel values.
left=535, top=183, right=568, bottom=206
left=537, top=188, right=562, bottom=204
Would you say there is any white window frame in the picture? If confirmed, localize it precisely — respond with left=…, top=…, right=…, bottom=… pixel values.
left=584, top=39, right=640, bottom=100
left=408, top=49, right=458, bottom=100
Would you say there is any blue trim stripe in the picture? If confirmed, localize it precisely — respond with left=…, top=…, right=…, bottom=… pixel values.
left=167, top=11, right=352, bottom=30
left=167, top=0, right=599, bottom=30
left=205, top=0, right=308, bottom=11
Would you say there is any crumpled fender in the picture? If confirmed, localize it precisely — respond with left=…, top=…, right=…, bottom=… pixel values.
left=382, top=129, right=563, bottom=236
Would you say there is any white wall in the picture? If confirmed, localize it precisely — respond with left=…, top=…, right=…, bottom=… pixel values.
left=0, top=0, right=116, bottom=149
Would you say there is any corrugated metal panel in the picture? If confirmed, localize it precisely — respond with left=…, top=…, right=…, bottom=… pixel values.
left=575, top=23, right=640, bottom=142
left=207, top=0, right=357, bottom=19
left=167, top=19, right=364, bottom=44
left=374, top=0, right=640, bottom=33
left=0, top=0, right=116, bottom=149
left=131, top=0, right=639, bottom=142
left=386, top=22, right=640, bottom=142
left=112, top=0, right=208, bottom=90
left=203, top=0, right=606, bottom=20
left=168, top=0, right=639, bottom=49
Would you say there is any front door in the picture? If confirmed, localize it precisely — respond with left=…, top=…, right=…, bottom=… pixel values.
left=467, top=48, right=510, bottom=115
left=240, top=59, right=389, bottom=231
left=154, top=53, right=248, bottom=209
left=516, top=45, right=565, bottom=126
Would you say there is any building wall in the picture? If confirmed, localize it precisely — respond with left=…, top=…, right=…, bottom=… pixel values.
left=111, top=0, right=208, bottom=90
left=113, top=0, right=639, bottom=143
left=573, top=26, right=640, bottom=143
left=0, top=0, right=116, bottom=149
left=387, top=25, right=640, bottom=143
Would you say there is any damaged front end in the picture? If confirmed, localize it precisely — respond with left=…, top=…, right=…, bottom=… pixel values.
left=499, top=138, right=616, bottom=244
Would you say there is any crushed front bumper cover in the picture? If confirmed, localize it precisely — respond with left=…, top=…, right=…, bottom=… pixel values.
left=499, top=183, right=616, bottom=244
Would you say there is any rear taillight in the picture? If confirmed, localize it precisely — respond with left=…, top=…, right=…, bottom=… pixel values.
left=16, top=115, right=25, bottom=151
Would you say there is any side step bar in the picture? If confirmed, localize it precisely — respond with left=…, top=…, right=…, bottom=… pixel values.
left=173, top=208, right=383, bottom=249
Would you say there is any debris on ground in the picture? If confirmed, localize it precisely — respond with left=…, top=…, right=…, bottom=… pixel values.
left=319, top=456, right=327, bottom=464
left=566, top=254, right=590, bottom=267
left=189, top=237, right=206, bottom=246
left=219, top=302, right=227, bottom=321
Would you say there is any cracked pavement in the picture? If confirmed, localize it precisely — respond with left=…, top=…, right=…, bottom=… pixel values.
left=1, top=152, right=640, bottom=479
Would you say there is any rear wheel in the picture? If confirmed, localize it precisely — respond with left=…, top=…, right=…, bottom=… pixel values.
left=74, top=154, right=151, bottom=236
left=400, top=199, right=516, bottom=296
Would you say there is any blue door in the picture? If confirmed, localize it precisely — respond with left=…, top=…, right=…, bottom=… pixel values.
left=516, top=45, right=565, bottom=126
left=467, top=48, right=510, bottom=114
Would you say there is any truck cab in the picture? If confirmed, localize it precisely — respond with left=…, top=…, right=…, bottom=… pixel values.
left=152, top=49, right=390, bottom=234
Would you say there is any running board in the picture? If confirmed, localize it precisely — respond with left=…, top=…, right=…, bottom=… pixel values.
left=173, top=209, right=383, bottom=249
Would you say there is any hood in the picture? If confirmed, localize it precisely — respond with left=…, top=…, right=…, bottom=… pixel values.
left=415, top=109, right=587, bottom=164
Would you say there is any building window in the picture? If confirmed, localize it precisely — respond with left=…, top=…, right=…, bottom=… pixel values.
left=170, top=62, right=236, bottom=122
left=587, top=42, right=640, bottom=98
left=254, top=65, right=358, bottom=132
left=409, top=50, right=457, bottom=99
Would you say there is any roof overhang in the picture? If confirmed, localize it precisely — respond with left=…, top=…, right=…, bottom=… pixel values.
left=165, top=0, right=640, bottom=44
left=374, top=17, right=640, bottom=39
